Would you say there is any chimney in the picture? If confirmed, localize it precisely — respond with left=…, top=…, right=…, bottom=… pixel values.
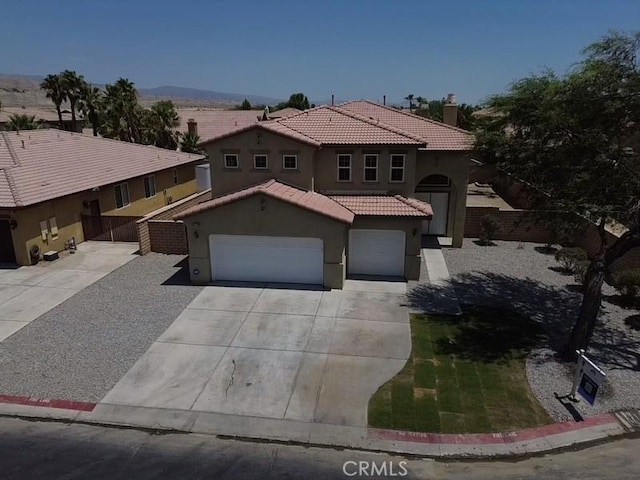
left=187, top=118, right=198, bottom=136
left=383, top=95, right=386, bottom=106
left=331, top=94, right=334, bottom=106
left=443, top=93, right=458, bottom=127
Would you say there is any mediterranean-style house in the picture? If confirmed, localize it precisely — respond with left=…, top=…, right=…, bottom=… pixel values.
left=0, top=129, right=205, bottom=265
left=175, top=98, right=474, bottom=289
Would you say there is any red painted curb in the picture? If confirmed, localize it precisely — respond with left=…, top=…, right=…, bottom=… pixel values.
left=0, top=394, right=96, bottom=412
left=369, top=413, right=618, bottom=445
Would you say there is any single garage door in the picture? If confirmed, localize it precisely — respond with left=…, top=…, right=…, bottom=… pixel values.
left=348, top=229, right=406, bottom=277
left=209, top=235, right=323, bottom=285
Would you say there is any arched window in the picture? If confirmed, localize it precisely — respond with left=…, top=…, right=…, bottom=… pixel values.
left=418, top=174, right=450, bottom=187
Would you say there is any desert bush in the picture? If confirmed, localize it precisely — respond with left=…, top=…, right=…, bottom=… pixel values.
left=555, top=247, right=588, bottom=272
left=479, top=214, right=501, bottom=246
left=611, top=269, right=640, bottom=299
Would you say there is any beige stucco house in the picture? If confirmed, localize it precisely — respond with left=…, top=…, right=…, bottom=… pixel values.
left=176, top=99, right=474, bottom=289
left=0, top=130, right=205, bottom=265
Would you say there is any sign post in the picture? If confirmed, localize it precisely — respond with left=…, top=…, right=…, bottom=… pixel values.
left=568, top=349, right=606, bottom=405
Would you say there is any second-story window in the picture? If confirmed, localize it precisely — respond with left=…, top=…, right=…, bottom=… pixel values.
left=390, top=154, right=405, bottom=182
left=337, top=154, right=351, bottom=182
left=364, top=154, right=378, bottom=182
left=254, top=154, right=268, bottom=169
left=224, top=154, right=239, bottom=168
left=283, top=155, right=298, bottom=170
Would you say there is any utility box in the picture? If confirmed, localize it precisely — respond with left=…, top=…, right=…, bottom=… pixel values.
left=43, top=250, right=59, bottom=262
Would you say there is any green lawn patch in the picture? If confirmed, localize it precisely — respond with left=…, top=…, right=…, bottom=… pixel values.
left=368, top=305, right=553, bottom=433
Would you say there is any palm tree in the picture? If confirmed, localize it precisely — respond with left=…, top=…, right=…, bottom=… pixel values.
left=78, top=84, right=103, bottom=136
left=404, top=94, right=415, bottom=112
left=40, top=74, right=66, bottom=129
left=180, top=131, right=202, bottom=154
left=61, top=70, right=86, bottom=132
left=101, top=78, right=142, bottom=142
left=6, top=114, right=40, bottom=131
left=143, top=100, right=181, bottom=149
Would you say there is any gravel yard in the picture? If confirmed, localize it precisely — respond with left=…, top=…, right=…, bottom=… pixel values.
left=440, top=239, right=640, bottom=422
left=0, top=254, right=203, bottom=402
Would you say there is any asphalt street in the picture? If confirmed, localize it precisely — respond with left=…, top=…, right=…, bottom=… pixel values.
left=2, top=417, right=640, bottom=480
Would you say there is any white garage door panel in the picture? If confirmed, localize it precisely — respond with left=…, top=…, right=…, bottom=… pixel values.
left=348, top=229, right=405, bottom=277
left=210, top=235, right=323, bottom=284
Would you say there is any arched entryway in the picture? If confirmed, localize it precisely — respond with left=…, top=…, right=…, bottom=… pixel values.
left=415, top=174, right=452, bottom=236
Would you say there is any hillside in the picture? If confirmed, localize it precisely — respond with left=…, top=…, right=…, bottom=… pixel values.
left=0, top=74, right=282, bottom=109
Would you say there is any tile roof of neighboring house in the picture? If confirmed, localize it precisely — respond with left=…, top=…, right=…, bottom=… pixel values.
left=0, top=129, right=205, bottom=208
left=338, top=100, right=474, bottom=150
left=175, top=179, right=355, bottom=224
left=329, top=195, right=433, bottom=217
left=176, top=108, right=302, bottom=142
left=0, top=107, right=73, bottom=123
left=199, top=105, right=426, bottom=146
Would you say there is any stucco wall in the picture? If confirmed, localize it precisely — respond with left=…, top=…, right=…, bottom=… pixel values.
left=351, top=216, right=423, bottom=280
left=183, top=193, right=350, bottom=288
left=203, top=129, right=316, bottom=196
left=9, top=163, right=200, bottom=265
left=415, top=151, right=471, bottom=247
left=314, top=147, right=417, bottom=196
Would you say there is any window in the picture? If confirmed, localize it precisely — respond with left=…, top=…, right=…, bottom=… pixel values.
left=143, top=175, right=156, bottom=198
left=283, top=155, right=297, bottom=170
left=364, top=154, right=378, bottom=182
left=172, top=168, right=179, bottom=184
left=114, top=182, right=130, bottom=209
left=49, top=217, right=58, bottom=239
left=39, top=220, right=48, bottom=241
left=337, top=154, right=351, bottom=181
left=390, top=154, right=405, bottom=182
left=224, top=154, right=239, bottom=169
left=253, top=154, right=268, bottom=169
left=420, top=174, right=450, bottom=186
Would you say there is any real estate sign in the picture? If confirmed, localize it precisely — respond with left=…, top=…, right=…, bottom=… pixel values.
left=572, top=350, right=606, bottom=406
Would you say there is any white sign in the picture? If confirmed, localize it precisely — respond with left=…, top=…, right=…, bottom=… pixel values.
left=572, top=350, right=606, bottom=406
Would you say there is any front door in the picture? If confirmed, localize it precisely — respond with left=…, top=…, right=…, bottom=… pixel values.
left=416, top=192, right=449, bottom=235
left=82, top=199, right=104, bottom=240
left=0, top=220, right=16, bottom=264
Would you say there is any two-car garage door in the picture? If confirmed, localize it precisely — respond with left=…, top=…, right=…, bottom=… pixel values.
left=209, top=235, right=323, bottom=285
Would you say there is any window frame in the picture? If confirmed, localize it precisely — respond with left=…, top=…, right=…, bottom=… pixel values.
left=282, top=154, right=298, bottom=170
left=363, top=154, right=378, bottom=182
left=420, top=174, right=451, bottom=187
left=223, top=154, right=239, bottom=169
left=114, top=182, right=131, bottom=209
left=337, top=154, right=352, bottom=182
left=389, top=154, right=406, bottom=183
left=143, top=175, right=156, bottom=198
left=253, top=154, right=268, bottom=170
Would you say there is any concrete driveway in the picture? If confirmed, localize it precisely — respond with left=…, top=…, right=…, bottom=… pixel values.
left=101, top=280, right=411, bottom=427
left=0, top=242, right=139, bottom=342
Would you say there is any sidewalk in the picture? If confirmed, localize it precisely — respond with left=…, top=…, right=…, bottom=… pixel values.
left=0, top=394, right=634, bottom=459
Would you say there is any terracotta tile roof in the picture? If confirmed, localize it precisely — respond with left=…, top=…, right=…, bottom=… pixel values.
left=177, top=109, right=263, bottom=142
left=330, top=195, right=433, bottom=217
left=198, top=105, right=426, bottom=147
left=271, top=106, right=425, bottom=145
left=0, top=130, right=205, bottom=208
left=338, top=100, right=474, bottom=150
left=175, top=179, right=355, bottom=224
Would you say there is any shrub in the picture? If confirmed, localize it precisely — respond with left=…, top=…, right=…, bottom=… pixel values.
left=555, top=247, right=588, bottom=272
left=573, top=260, right=591, bottom=286
left=479, top=214, right=501, bottom=246
left=611, top=269, right=640, bottom=299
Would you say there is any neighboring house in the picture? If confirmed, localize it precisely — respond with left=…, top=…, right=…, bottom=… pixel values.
left=0, top=106, right=82, bottom=132
left=175, top=99, right=474, bottom=289
left=176, top=107, right=301, bottom=140
left=0, top=130, right=205, bottom=265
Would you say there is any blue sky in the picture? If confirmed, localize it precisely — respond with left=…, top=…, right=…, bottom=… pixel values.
left=1, top=0, right=639, bottom=105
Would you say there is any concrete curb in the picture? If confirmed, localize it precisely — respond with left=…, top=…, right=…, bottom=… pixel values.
left=0, top=397, right=636, bottom=459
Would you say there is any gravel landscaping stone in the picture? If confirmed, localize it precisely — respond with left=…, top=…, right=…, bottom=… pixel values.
left=0, top=254, right=203, bottom=402
left=438, top=239, right=640, bottom=422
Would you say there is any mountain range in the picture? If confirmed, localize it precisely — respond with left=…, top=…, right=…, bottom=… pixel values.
left=0, top=73, right=283, bottom=108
